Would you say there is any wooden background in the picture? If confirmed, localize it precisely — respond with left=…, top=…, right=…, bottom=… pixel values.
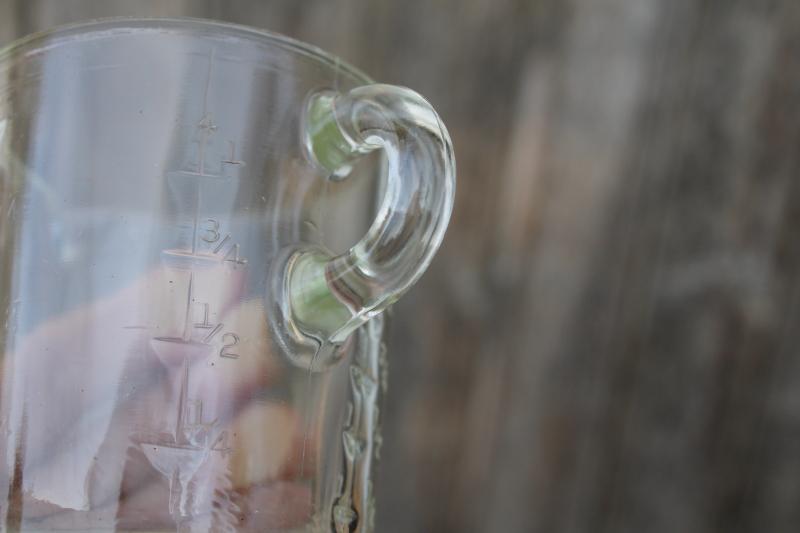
left=4, top=1, right=800, bottom=532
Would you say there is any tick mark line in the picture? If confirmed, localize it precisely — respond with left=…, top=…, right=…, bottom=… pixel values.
left=222, top=140, right=245, bottom=166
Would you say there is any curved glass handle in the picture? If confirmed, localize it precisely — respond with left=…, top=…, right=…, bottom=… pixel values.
left=287, top=84, right=455, bottom=345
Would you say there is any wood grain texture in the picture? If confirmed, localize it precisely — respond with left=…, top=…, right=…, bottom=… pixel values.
left=3, top=1, right=800, bottom=531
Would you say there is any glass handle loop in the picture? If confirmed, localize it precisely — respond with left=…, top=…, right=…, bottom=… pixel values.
left=288, top=84, right=455, bottom=344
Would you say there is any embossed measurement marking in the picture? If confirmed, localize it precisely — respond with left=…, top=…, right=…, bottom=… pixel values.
left=212, top=234, right=230, bottom=253
left=138, top=47, right=250, bottom=524
left=203, top=323, right=224, bottom=343
left=199, top=218, right=248, bottom=267
left=222, top=243, right=247, bottom=266
left=219, top=332, right=240, bottom=359
left=193, top=302, right=228, bottom=345
left=222, top=140, right=245, bottom=166
left=194, top=302, right=213, bottom=329
left=209, top=430, right=232, bottom=455
left=200, top=218, right=220, bottom=243
left=187, top=298, right=239, bottom=358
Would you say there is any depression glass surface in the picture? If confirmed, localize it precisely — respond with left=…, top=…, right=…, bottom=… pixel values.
left=0, top=19, right=384, bottom=532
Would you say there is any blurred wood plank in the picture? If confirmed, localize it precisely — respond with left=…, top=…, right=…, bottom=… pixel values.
left=0, top=2, right=17, bottom=45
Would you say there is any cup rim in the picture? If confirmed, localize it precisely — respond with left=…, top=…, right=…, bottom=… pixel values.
left=0, top=16, right=374, bottom=85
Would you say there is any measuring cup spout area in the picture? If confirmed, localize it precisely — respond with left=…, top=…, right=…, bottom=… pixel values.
left=279, top=85, right=455, bottom=351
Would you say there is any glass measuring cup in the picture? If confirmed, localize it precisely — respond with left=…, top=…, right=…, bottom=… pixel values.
left=0, top=18, right=454, bottom=532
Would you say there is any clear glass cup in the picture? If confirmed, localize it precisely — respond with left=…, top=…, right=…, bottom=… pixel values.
left=0, top=18, right=454, bottom=532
